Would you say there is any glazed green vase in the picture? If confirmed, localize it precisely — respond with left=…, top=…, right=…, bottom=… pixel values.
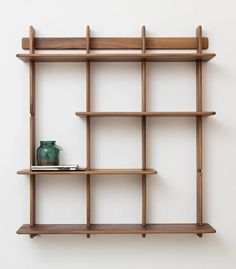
left=37, top=141, right=62, bottom=166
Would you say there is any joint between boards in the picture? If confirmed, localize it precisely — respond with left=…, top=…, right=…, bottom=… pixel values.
left=197, top=233, right=203, bottom=238
left=30, top=234, right=38, bottom=239
left=86, top=223, right=91, bottom=239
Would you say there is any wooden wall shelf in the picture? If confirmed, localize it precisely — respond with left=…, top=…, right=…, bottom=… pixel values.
left=17, top=25, right=216, bottom=238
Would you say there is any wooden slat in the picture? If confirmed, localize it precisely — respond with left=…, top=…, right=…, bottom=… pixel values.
left=17, top=169, right=158, bottom=175
left=17, top=223, right=216, bottom=235
left=75, top=111, right=216, bottom=117
left=17, top=53, right=215, bottom=62
left=141, top=26, right=147, bottom=233
left=22, top=37, right=209, bottom=50
left=86, top=26, right=91, bottom=238
left=196, top=26, right=203, bottom=231
left=29, top=26, right=35, bottom=163
left=29, top=26, right=36, bottom=230
left=30, top=176, right=35, bottom=229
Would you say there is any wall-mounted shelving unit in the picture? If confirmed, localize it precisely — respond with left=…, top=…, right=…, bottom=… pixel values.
left=17, top=25, right=216, bottom=238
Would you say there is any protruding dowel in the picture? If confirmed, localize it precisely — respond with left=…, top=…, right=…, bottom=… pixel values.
left=29, top=26, right=36, bottom=232
left=141, top=26, right=147, bottom=238
left=86, top=25, right=91, bottom=238
left=196, top=25, right=203, bottom=238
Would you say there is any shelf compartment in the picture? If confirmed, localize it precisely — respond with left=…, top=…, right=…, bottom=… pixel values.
left=17, top=223, right=216, bottom=235
left=16, top=53, right=215, bottom=62
left=17, top=169, right=157, bottom=175
left=76, top=111, right=216, bottom=117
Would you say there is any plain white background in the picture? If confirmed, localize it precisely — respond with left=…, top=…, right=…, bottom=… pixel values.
left=0, top=0, right=235, bottom=268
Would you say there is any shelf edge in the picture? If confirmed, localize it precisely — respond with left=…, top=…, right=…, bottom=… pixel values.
left=17, top=169, right=158, bottom=175
left=16, top=223, right=216, bottom=235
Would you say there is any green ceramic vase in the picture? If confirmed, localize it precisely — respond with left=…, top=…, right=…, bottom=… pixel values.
left=37, top=141, right=62, bottom=166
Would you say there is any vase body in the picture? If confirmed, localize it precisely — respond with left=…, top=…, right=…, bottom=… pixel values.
left=37, top=141, right=62, bottom=166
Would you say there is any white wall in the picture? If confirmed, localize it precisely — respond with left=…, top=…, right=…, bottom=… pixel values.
left=1, top=0, right=236, bottom=268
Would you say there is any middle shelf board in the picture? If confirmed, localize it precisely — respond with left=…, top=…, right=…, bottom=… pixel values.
left=17, top=169, right=157, bottom=175
left=76, top=111, right=216, bottom=117
left=16, top=53, right=215, bottom=62
left=17, top=223, right=216, bottom=235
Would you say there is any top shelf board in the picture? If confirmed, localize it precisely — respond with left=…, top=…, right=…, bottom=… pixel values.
left=16, top=53, right=215, bottom=62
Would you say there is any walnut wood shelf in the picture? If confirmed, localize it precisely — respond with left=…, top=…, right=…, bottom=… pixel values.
left=16, top=26, right=216, bottom=238
left=16, top=53, right=215, bottom=62
left=17, top=169, right=157, bottom=175
left=17, top=223, right=216, bottom=235
left=76, top=111, right=216, bottom=117
left=22, top=37, right=209, bottom=50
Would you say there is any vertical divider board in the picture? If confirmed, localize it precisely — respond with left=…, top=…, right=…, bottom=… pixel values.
left=196, top=25, right=203, bottom=237
left=29, top=26, right=36, bottom=238
left=86, top=26, right=91, bottom=238
left=141, top=26, right=147, bottom=238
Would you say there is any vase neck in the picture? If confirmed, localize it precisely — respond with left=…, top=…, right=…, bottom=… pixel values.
left=40, top=141, right=56, bottom=147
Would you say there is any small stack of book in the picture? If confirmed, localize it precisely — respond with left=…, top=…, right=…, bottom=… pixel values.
left=31, top=165, right=86, bottom=171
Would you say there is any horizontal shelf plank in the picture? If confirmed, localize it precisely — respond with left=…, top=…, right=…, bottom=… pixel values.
left=22, top=37, right=209, bottom=50
left=17, top=169, right=157, bottom=175
left=16, top=53, right=215, bottom=62
left=76, top=111, right=216, bottom=117
left=17, top=223, right=216, bottom=235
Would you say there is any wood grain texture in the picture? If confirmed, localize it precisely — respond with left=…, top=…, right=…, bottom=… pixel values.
left=30, top=175, right=35, bottom=227
left=16, top=53, right=216, bottom=62
left=196, top=26, right=203, bottom=227
left=17, top=26, right=216, bottom=237
left=17, top=223, right=216, bottom=235
left=17, top=169, right=158, bottom=175
left=141, top=26, right=147, bottom=231
left=22, top=37, right=209, bottom=50
left=29, top=26, right=36, bottom=228
left=29, top=26, right=35, bottom=165
left=86, top=26, right=91, bottom=237
left=76, top=111, right=216, bottom=117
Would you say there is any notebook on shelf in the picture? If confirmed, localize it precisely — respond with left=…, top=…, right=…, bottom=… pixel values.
left=31, top=165, right=86, bottom=171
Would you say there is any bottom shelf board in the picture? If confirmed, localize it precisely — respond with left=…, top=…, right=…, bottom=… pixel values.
left=17, top=223, right=215, bottom=235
